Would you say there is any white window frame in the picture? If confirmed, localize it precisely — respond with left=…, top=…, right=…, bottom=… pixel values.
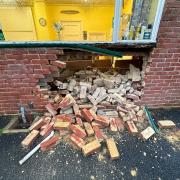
left=113, top=0, right=166, bottom=44
left=0, top=0, right=165, bottom=45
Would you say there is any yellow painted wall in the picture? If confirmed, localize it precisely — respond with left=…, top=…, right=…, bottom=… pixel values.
left=46, top=4, right=114, bottom=41
left=32, top=0, right=51, bottom=40
left=0, top=6, right=37, bottom=41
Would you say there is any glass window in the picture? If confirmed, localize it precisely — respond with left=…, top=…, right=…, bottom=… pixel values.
left=119, top=0, right=159, bottom=41
left=0, top=0, right=115, bottom=42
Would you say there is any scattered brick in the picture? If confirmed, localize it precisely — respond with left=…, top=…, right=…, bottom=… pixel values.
left=40, top=122, right=54, bottom=137
left=76, top=117, right=83, bottom=127
left=82, top=139, right=101, bottom=156
left=95, top=115, right=110, bottom=127
left=73, top=103, right=81, bottom=117
left=29, top=117, right=46, bottom=131
left=126, top=121, right=138, bottom=135
left=140, top=127, right=155, bottom=140
left=21, top=130, right=39, bottom=148
left=81, top=108, right=94, bottom=122
left=106, top=138, right=120, bottom=160
left=70, top=124, right=87, bottom=139
left=115, top=118, right=125, bottom=132
left=40, top=135, right=60, bottom=151
left=70, top=133, right=86, bottom=149
left=55, top=114, right=72, bottom=123
left=93, top=126, right=107, bottom=141
left=110, top=118, right=118, bottom=132
left=53, top=121, right=70, bottom=130
left=91, top=121, right=105, bottom=129
left=158, top=120, right=176, bottom=129
left=45, top=103, right=57, bottom=116
left=84, top=122, right=94, bottom=136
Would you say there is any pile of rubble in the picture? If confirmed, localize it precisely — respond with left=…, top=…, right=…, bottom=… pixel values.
left=20, top=63, right=176, bottom=161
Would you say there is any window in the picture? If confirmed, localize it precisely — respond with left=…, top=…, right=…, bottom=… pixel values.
left=0, top=0, right=165, bottom=43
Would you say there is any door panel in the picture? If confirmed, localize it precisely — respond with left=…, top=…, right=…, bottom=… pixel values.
left=60, top=21, right=82, bottom=41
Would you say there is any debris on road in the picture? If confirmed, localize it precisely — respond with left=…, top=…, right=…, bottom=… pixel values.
left=158, top=120, right=176, bottom=129
left=19, top=65, right=177, bottom=163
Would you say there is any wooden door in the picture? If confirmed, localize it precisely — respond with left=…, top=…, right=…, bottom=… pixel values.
left=60, top=21, right=82, bottom=41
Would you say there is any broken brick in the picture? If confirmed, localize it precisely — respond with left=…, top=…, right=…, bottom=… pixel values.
left=76, top=117, right=83, bottom=127
left=110, top=118, right=118, bottom=132
left=73, top=103, right=81, bottom=117
left=70, top=124, right=87, bottom=139
left=40, top=135, right=60, bottom=151
left=84, top=122, right=94, bottom=136
left=95, top=115, right=109, bottom=127
left=158, top=120, right=176, bottom=129
left=40, top=122, right=54, bottom=137
left=106, top=138, right=120, bottom=160
left=82, top=139, right=101, bottom=156
left=55, top=114, right=72, bottom=123
left=70, top=133, right=86, bottom=149
left=81, top=108, right=94, bottom=122
left=53, top=121, right=70, bottom=130
left=87, top=95, right=97, bottom=106
left=126, top=121, right=138, bottom=135
left=45, top=103, right=57, bottom=116
left=21, top=130, right=39, bottom=148
left=93, top=126, right=107, bottom=141
left=115, top=118, right=124, bottom=132
left=140, top=126, right=155, bottom=141
left=29, top=117, right=46, bottom=131
left=80, top=85, right=87, bottom=99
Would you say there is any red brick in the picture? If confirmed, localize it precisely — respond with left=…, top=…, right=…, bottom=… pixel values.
left=45, top=103, right=57, bottom=116
left=29, top=117, right=46, bottom=131
left=73, top=103, right=81, bottom=117
left=109, top=118, right=118, bottom=132
left=95, top=115, right=109, bottom=127
left=50, top=61, right=66, bottom=68
left=81, top=108, right=94, bottom=122
left=70, top=124, right=87, bottom=139
left=76, top=117, right=83, bottom=127
left=84, top=122, right=94, bottom=136
left=55, top=114, right=72, bottom=123
left=106, top=138, right=120, bottom=160
left=82, top=139, right=101, bottom=156
left=70, top=133, right=86, bottom=149
left=126, top=121, right=138, bottom=135
left=93, top=126, right=107, bottom=141
left=53, top=121, right=70, bottom=130
left=40, top=135, right=60, bottom=151
left=40, top=122, right=53, bottom=137
left=21, top=130, right=39, bottom=148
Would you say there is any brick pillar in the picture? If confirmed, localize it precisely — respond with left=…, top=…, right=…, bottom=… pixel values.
left=142, top=0, right=180, bottom=107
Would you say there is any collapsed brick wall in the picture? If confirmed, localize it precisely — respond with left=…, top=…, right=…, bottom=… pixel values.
left=0, top=0, right=179, bottom=115
left=142, top=0, right=180, bottom=107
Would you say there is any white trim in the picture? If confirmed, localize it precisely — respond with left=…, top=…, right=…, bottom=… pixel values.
left=118, top=40, right=156, bottom=44
left=151, top=0, right=166, bottom=41
left=113, top=0, right=122, bottom=42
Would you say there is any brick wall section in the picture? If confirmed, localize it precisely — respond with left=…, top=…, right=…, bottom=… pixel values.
left=142, top=0, right=180, bottom=107
left=0, top=48, right=63, bottom=114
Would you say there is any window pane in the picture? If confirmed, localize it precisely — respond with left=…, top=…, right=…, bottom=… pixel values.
left=0, top=0, right=115, bottom=42
left=119, top=0, right=159, bottom=40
